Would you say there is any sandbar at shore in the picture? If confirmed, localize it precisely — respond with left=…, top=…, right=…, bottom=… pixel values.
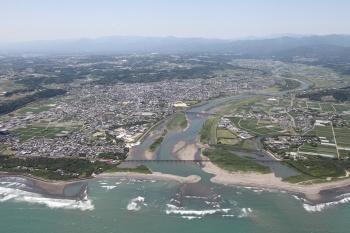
left=97, top=171, right=201, bottom=184
left=202, top=157, right=350, bottom=202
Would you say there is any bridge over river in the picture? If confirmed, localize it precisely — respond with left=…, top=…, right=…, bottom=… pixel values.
left=122, top=159, right=286, bottom=164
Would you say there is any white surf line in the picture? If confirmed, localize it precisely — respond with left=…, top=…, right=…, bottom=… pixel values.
left=330, top=121, right=340, bottom=160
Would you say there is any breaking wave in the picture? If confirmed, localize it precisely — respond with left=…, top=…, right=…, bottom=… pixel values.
left=238, top=208, right=252, bottom=218
left=0, top=186, right=94, bottom=211
left=166, top=204, right=253, bottom=219
left=166, top=204, right=230, bottom=216
left=127, top=196, right=146, bottom=211
left=181, top=216, right=202, bottom=220
left=303, top=194, right=350, bottom=212
left=101, top=185, right=117, bottom=190
left=291, top=193, right=350, bottom=212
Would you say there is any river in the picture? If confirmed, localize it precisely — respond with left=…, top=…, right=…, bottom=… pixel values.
left=2, top=87, right=350, bottom=233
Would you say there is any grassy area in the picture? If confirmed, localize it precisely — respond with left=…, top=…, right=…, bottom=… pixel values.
left=308, top=102, right=321, bottom=110
left=217, top=138, right=239, bottom=145
left=333, top=104, right=350, bottom=113
left=200, top=117, right=219, bottom=144
left=149, top=136, right=164, bottom=152
left=320, top=103, right=335, bottom=112
left=235, top=140, right=257, bottom=151
left=339, top=150, right=350, bottom=158
left=0, top=79, right=25, bottom=92
left=166, top=112, right=188, bottom=131
left=16, top=105, right=54, bottom=114
left=216, top=129, right=236, bottom=139
left=216, top=97, right=260, bottom=115
left=285, top=159, right=346, bottom=179
left=299, top=143, right=338, bottom=157
left=13, top=126, right=68, bottom=141
left=335, top=127, right=350, bottom=148
left=203, top=146, right=270, bottom=174
left=216, top=128, right=238, bottom=145
left=104, top=165, right=152, bottom=174
left=232, top=117, right=282, bottom=136
left=283, top=174, right=316, bottom=183
left=276, top=79, right=301, bottom=91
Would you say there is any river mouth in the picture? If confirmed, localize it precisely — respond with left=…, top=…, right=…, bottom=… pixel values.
left=126, top=93, right=300, bottom=181
left=120, top=88, right=350, bottom=207
left=2, top=88, right=348, bottom=212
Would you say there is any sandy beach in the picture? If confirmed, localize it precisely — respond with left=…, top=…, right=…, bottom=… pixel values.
left=0, top=173, right=85, bottom=197
left=97, top=171, right=201, bottom=184
left=201, top=157, right=350, bottom=202
left=170, top=139, right=350, bottom=202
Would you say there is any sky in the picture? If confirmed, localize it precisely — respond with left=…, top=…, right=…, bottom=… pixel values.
left=1, top=0, right=349, bottom=42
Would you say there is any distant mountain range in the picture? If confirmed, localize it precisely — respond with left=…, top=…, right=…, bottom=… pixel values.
left=1, top=34, right=350, bottom=58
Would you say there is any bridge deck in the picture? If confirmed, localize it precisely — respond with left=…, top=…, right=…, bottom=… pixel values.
left=122, top=159, right=283, bottom=163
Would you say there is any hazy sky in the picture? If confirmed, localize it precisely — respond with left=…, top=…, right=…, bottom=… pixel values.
left=1, top=0, right=349, bottom=42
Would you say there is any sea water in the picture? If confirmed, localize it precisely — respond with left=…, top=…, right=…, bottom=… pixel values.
left=1, top=177, right=350, bottom=233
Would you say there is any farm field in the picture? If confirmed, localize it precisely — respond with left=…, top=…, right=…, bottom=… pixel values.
left=335, top=127, right=350, bottom=148
left=234, top=118, right=283, bottom=136
left=13, top=125, right=69, bottom=141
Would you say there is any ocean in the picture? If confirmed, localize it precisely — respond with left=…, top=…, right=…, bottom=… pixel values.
left=1, top=177, right=350, bottom=233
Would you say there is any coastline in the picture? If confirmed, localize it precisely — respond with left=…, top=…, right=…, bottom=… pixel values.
left=201, top=155, right=350, bottom=203
left=97, top=171, right=201, bottom=184
left=0, top=173, right=88, bottom=198
left=0, top=170, right=201, bottom=200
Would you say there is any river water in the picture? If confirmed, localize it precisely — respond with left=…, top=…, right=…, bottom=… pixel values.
left=1, top=92, right=350, bottom=233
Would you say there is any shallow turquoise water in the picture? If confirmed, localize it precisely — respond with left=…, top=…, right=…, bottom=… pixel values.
left=1, top=177, right=350, bottom=233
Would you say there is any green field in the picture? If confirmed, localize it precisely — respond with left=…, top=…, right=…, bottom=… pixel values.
left=16, top=104, right=54, bottom=114
left=285, top=159, right=346, bottom=179
left=231, top=117, right=282, bottom=136
left=13, top=126, right=68, bottom=141
left=299, top=143, right=337, bottom=157
left=333, top=104, right=350, bottom=113
left=307, top=102, right=321, bottom=110
left=215, top=97, right=260, bottom=115
left=216, top=129, right=236, bottom=139
left=217, top=138, right=239, bottom=145
left=216, top=128, right=239, bottom=145
left=203, top=146, right=270, bottom=174
left=200, top=117, right=219, bottom=144
left=334, top=127, right=350, bottom=148
left=320, top=103, right=335, bottom=112
left=307, top=125, right=334, bottom=142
